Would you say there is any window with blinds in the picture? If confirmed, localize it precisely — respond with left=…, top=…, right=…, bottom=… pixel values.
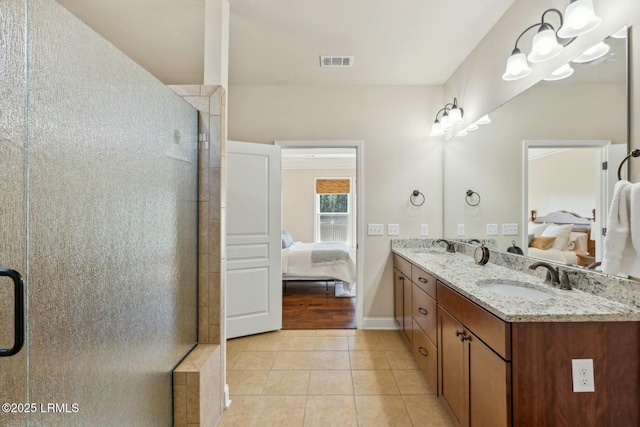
left=315, top=178, right=352, bottom=245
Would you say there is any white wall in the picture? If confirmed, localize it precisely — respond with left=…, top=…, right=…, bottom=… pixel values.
left=282, top=168, right=356, bottom=243
left=228, top=85, right=443, bottom=318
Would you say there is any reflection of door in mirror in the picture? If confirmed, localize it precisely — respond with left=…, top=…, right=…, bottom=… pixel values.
left=524, top=141, right=611, bottom=267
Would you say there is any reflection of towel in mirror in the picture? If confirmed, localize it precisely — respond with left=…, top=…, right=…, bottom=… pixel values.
left=602, top=180, right=640, bottom=276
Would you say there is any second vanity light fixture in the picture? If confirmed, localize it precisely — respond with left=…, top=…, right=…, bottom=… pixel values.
left=502, top=0, right=602, bottom=81
left=429, top=98, right=463, bottom=137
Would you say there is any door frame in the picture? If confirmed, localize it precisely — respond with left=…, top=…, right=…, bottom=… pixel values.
left=276, top=140, right=364, bottom=329
left=522, top=139, right=610, bottom=261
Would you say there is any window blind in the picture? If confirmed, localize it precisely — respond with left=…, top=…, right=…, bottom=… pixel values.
left=316, top=179, right=350, bottom=194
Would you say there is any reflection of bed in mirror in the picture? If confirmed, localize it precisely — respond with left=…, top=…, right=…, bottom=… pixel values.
left=528, top=210, right=595, bottom=267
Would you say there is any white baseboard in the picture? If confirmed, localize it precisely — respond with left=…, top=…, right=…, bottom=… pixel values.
left=362, top=317, right=400, bottom=330
left=224, top=384, right=232, bottom=408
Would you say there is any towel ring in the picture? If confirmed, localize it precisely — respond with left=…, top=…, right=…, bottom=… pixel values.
left=617, top=149, right=640, bottom=180
left=465, top=190, right=481, bottom=207
left=410, top=190, right=425, bottom=206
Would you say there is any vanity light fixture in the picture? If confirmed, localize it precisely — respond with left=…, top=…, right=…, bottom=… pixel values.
left=430, top=98, right=464, bottom=137
left=611, top=26, right=627, bottom=39
left=571, top=41, right=610, bottom=63
left=465, top=123, right=479, bottom=132
left=475, top=115, right=491, bottom=125
left=456, top=130, right=468, bottom=137
left=556, top=0, right=601, bottom=39
left=543, top=63, right=574, bottom=81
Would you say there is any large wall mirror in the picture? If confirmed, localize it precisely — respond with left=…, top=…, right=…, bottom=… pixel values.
left=443, top=27, right=629, bottom=277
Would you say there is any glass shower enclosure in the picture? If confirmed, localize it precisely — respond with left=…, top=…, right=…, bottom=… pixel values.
left=0, top=0, right=198, bottom=425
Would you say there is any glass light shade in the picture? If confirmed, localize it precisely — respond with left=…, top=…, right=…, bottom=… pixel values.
left=441, top=113, right=453, bottom=131
left=448, top=106, right=463, bottom=125
left=456, top=130, right=468, bottom=137
left=557, top=0, right=601, bottom=38
left=465, top=123, right=479, bottom=132
left=475, top=115, right=491, bottom=125
left=528, top=25, right=563, bottom=63
left=502, top=50, right=532, bottom=81
left=543, top=63, right=574, bottom=81
left=571, top=41, right=610, bottom=64
left=430, top=121, right=444, bottom=136
left=611, top=26, right=627, bottom=39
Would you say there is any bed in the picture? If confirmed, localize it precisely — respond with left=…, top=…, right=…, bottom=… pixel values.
left=281, top=231, right=356, bottom=294
left=527, top=210, right=595, bottom=266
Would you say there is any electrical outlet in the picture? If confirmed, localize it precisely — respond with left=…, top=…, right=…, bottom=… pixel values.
left=420, top=224, right=429, bottom=236
left=486, top=224, right=498, bottom=236
left=387, top=224, right=400, bottom=236
left=502, top=223, right=519, bottom=236
left=571, top=359, right=595, bottom=392
left=367, top=224, right=384, bottom=236
left=457, top=224, right=465, bottom=236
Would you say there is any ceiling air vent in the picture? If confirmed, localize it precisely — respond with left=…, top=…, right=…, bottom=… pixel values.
left=320, top=56, right=354, bottom=67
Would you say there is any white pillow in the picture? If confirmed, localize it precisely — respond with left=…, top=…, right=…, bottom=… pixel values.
left=528, top=222, right=549, bottom=236
left=541, top=224, right=573, bottom=251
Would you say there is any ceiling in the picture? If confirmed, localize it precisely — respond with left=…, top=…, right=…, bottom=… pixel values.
left=57, top=0, right=515, bottom=86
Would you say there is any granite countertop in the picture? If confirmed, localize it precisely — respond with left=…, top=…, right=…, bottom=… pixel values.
left=392, top=246, right=640, bottom=322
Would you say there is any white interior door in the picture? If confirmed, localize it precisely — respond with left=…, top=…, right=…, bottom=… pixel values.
left=226, top=141, right=282, bottom=338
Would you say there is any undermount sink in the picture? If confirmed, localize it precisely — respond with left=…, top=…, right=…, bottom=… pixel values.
left=476, top=279, right=553, bottom=301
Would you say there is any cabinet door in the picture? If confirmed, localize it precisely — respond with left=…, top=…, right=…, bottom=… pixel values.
left=469, top=331, right=511, bottom=427
left=393, top=268, right=404, bottom=328
left=403, top=277, right=412, bottom=343
left=438, top=307, right=467, bottom=427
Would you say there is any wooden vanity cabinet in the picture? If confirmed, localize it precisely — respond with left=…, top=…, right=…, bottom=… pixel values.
left=393, top=254, right=413, bottom=343
left=437, top=282, right=511, bottom=427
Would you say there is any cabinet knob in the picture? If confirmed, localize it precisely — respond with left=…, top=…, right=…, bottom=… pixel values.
left=418, top=346, right=428, bottom=357
left=455, top=330, right=469, bottom=342
left=398, top=276, right=404, bottom=280
left=418, top=307, right=428, bottom=316
left=418, top=277, right=428, bottom=283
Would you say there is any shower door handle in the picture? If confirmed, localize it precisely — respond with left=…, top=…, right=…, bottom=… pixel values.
left=0, top=268, right=25, bottom=357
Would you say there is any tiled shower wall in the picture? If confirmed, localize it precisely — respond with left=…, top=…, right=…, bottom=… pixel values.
left=170, top=85, right=227, bottom=426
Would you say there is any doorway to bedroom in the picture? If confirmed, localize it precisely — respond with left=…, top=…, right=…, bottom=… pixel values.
left=278, top=141, right=364, bottom=329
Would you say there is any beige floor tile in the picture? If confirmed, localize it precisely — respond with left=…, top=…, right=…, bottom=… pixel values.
left=249, top=395, right=307, bottom=427
left=283, top=329, right=318, bottom=337
left=314, top=336, right=349, bottom=351
left=217, top=395, right=259, bottom=427
left=349, top=351, right=391, bottom=370
left=315, top=329, right=349, bottom=336
left=376, top=331, right=411, bottom=350
left=348, top=335, right=386, bottom=351
left=393, top=369, right=431, bottom=394
left=241, top=331, right=283, bottom=351
left=403, top=395, right=455, bottom=427
left=354, top=395, right=413, bottom=426
left=279, top=336, right=318, bottom=351
left=308, top=370, right=354, bottom=394
left=304, top=395, right=358, bottom=427
left=352, top=370, right=400, bottom=395
left=227, top=351, right=276, bottom=370
left=311, top=351, right=351, bottom=370
left=272, top=351, right=313, bottom=370
left=263, top=370, right=310, bottom=395
left=385, top=350, right=419, bottom=370
left=226, top=370, right=269, bottom=395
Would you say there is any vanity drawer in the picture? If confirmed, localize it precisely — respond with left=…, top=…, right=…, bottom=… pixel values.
left=393, top=253, right=412, bottom=278
left=412, top=283, right=437, bottom=345
left=412, top=320, right=437, bottom=393
left=411, top=265, right=437, bottom=299
left=437, top=281, right=511, bottom=360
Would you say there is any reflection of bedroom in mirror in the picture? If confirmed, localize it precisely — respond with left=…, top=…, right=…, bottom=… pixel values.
left=524, top=141, right=627, bottom=269
left=280, top=146, right=359, bottom=329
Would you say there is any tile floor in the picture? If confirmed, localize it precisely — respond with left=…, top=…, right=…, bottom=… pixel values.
left=219, top=329, right=454, bottom=426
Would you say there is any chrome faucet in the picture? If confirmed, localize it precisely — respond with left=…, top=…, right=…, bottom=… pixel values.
left=436, top=239, right=456, bottom=253
left=529, top=262, right=574, bottom=290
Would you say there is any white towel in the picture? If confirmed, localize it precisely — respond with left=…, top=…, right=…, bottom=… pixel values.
left=602, top=180, right=640, bottom=276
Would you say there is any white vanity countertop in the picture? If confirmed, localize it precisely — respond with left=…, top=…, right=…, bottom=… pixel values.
left=392, top=246, right=640, bottom=322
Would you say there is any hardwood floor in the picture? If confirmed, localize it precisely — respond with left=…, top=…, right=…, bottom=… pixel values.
left=282, top=280, right=356, bottom=329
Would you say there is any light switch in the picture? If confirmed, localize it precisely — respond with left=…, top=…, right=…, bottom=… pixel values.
left=367, top=224, right=384, bottom=236
left=420, top=224, right=429, bottom=236
left=387, top=224, right=400, bottom=236
left=486, top=224, right=498, bottom=236
left=502, top=223, right=519, bottom=235
left=457, top=224, right=465, bottom=236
